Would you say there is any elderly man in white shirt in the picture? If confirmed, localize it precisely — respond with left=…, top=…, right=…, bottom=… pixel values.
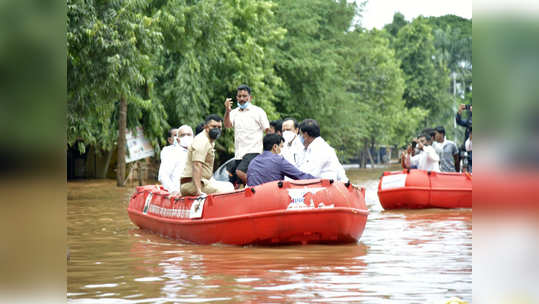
left=280, top=118, right=305, bottom=168
left=224, top=84, right=270, bottom=185
left=409, top=134, right=440, bottom=172
left=158, top=125, right=194, bottom=193
left=297, top=119, right=348, bottom=182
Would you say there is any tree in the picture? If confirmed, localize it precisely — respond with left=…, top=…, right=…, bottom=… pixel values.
left=393, top=17, right=451, bottom=126
left=152, top=0, right=285, bottom=162
left=67, top=0, right=167, bottom=185
left=271, top=0, right=360, bottom=159
left=384, top=12, right=408, bottom=38
left=346, top=29, right=427, bottom=162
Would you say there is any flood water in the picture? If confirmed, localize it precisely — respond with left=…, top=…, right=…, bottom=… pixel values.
left=67, top=166, right=472, bottom=303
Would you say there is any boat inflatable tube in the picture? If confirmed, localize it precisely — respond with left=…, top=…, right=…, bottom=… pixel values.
left=128, top=179, right=369, bottom=246
left=377, top=170, right=472, bottom=210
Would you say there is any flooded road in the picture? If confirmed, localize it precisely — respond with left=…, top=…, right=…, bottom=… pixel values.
left=68, top=166, right=471, bottom=303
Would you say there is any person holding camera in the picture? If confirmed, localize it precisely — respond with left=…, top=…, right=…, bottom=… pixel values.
left=456, top=104, right=472, bottom=172
left=401, top=134, right=440, bottom=172
left=456, top=104, right=472, bottom=143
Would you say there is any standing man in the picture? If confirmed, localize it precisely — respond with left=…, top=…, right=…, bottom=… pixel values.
left=297, top=119, right=348, bottom=182
left=224, top=84, right=270, bottom=185
left=180, top=115, right=234, bottom=196
left=456, top=104, right=472, bottom=144
left=433, top=126, right=460, bottom=172
left=281, top=117, right=304, bottom=168
left=247, top=134, right=315, bottom=186
left=407, top=134, right=440, bottom=172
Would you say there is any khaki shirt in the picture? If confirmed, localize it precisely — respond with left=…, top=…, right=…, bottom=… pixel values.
left=182, top=131, right=215, bottom=179
left=230, top=104, right=270, bottom=159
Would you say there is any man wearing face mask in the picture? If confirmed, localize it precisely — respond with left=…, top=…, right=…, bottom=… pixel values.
left=280, top=118, right=305, bottom=168
left=224, top=84, right=270, bottom=185
left=180, top=115, right=234, bottom=196
left=158, top=128, right=181, bottom=192
left=297, top=119, right=348, bottom=182
left=246, top=134, right=315, bottom=186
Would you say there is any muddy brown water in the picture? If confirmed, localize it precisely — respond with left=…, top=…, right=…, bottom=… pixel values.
left=68, top=166, right=471, bottom=303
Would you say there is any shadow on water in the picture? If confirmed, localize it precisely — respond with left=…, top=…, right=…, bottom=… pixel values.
left=68, top=166, right=471, bottom=303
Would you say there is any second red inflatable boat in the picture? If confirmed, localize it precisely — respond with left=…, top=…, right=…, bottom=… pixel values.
left=377, top=169, right=472, bottom=210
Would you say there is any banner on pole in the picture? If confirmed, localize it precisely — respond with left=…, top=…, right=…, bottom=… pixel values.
left=126, top=126, right=155, bottom=163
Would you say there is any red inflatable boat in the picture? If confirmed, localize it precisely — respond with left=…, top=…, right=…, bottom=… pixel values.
left=377, top=170, right=472, bottom=210
left=128, top=179, right=368, bottom=246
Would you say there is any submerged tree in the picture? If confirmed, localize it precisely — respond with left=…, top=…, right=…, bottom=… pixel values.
left=67, top=0, right=167, bottom=185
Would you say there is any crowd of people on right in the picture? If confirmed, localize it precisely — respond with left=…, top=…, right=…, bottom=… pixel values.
left=401, top=103, right=472, bottom=173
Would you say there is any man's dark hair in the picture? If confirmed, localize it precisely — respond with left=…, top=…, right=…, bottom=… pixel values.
left=283, top=117, right=298, bottom=129
left=270, top=119, right=283, bottom=133
left=237, top=84, right=251, bottom=95
left=299, top=119, right=320, bottom=138
left=422, top=128, right=436, bottom=139
left=263, top=133, right=284, bottom=151
left=420, top=133, right=432, bottom=142
left=435, top=126, right=446, bottom=135
left=195, top=122, right=205, bottom=135
left=205, top=114, right=223, bottom=125
left=167, top=128, right=176, bottom=138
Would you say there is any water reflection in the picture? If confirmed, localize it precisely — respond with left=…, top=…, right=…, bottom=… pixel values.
left=68, top=167, right=471, bottom=303
left=127, top=232, right=369, bottom=303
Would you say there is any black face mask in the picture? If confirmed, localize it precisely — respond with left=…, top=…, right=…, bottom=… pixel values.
left=208, top=127, right=221, bottom=140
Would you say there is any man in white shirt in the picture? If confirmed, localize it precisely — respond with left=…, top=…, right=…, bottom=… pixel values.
left=297, top=119, right=348, bottom=182
left=280, top=118, right=305, bottom=168
left=409, top=134, right=440, bottom=172
left=158, top=125, right=194, bottom=193
left=224, top=84, right=270, bottom=185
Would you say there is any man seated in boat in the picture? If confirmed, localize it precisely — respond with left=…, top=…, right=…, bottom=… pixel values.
left=268, top=119, right=283, bottom=136
left=401, top=134, right=440, bottom=172
left=246, top=134, right=315, bottom=186
left=180, top=114, right=234, bottom=196
left=158, top=126, right=193, bottom=193
left=297, top=119, right=349, bottom=182
left=280, top=117, right=305, bottom=168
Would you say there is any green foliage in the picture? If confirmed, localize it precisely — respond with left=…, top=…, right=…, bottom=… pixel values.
left=393, top=17, right=451, bottom=126
left=68, top=0, right=167, bottom=153
left=384, top=13, right=472, bottom=143
left=271, top=0, right=360, bottom=158
left=67, top=1, right=472, bottom=167
left=384, top=12, right=408, bottom=38
left=347, top=29, right=427, bottom=149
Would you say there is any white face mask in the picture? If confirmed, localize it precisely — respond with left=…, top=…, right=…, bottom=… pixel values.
left=172, top=136, right=179, bottom=146
left=179, top=135, right=193, bottom=148
left=282, top=131, right=296, bottom=143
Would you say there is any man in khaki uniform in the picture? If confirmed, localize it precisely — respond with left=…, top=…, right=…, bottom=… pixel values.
left=180, top=114, right=234, bottom=196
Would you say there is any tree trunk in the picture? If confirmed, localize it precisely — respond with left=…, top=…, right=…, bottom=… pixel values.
left=366, top=139, right=375, bottom=168
left=116, top=96, right=127, bottom=186
left=361, top=140, right=367, bottom=168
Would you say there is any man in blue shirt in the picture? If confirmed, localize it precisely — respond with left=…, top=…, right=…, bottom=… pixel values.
left=247, top=134, right=315, bottom=186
